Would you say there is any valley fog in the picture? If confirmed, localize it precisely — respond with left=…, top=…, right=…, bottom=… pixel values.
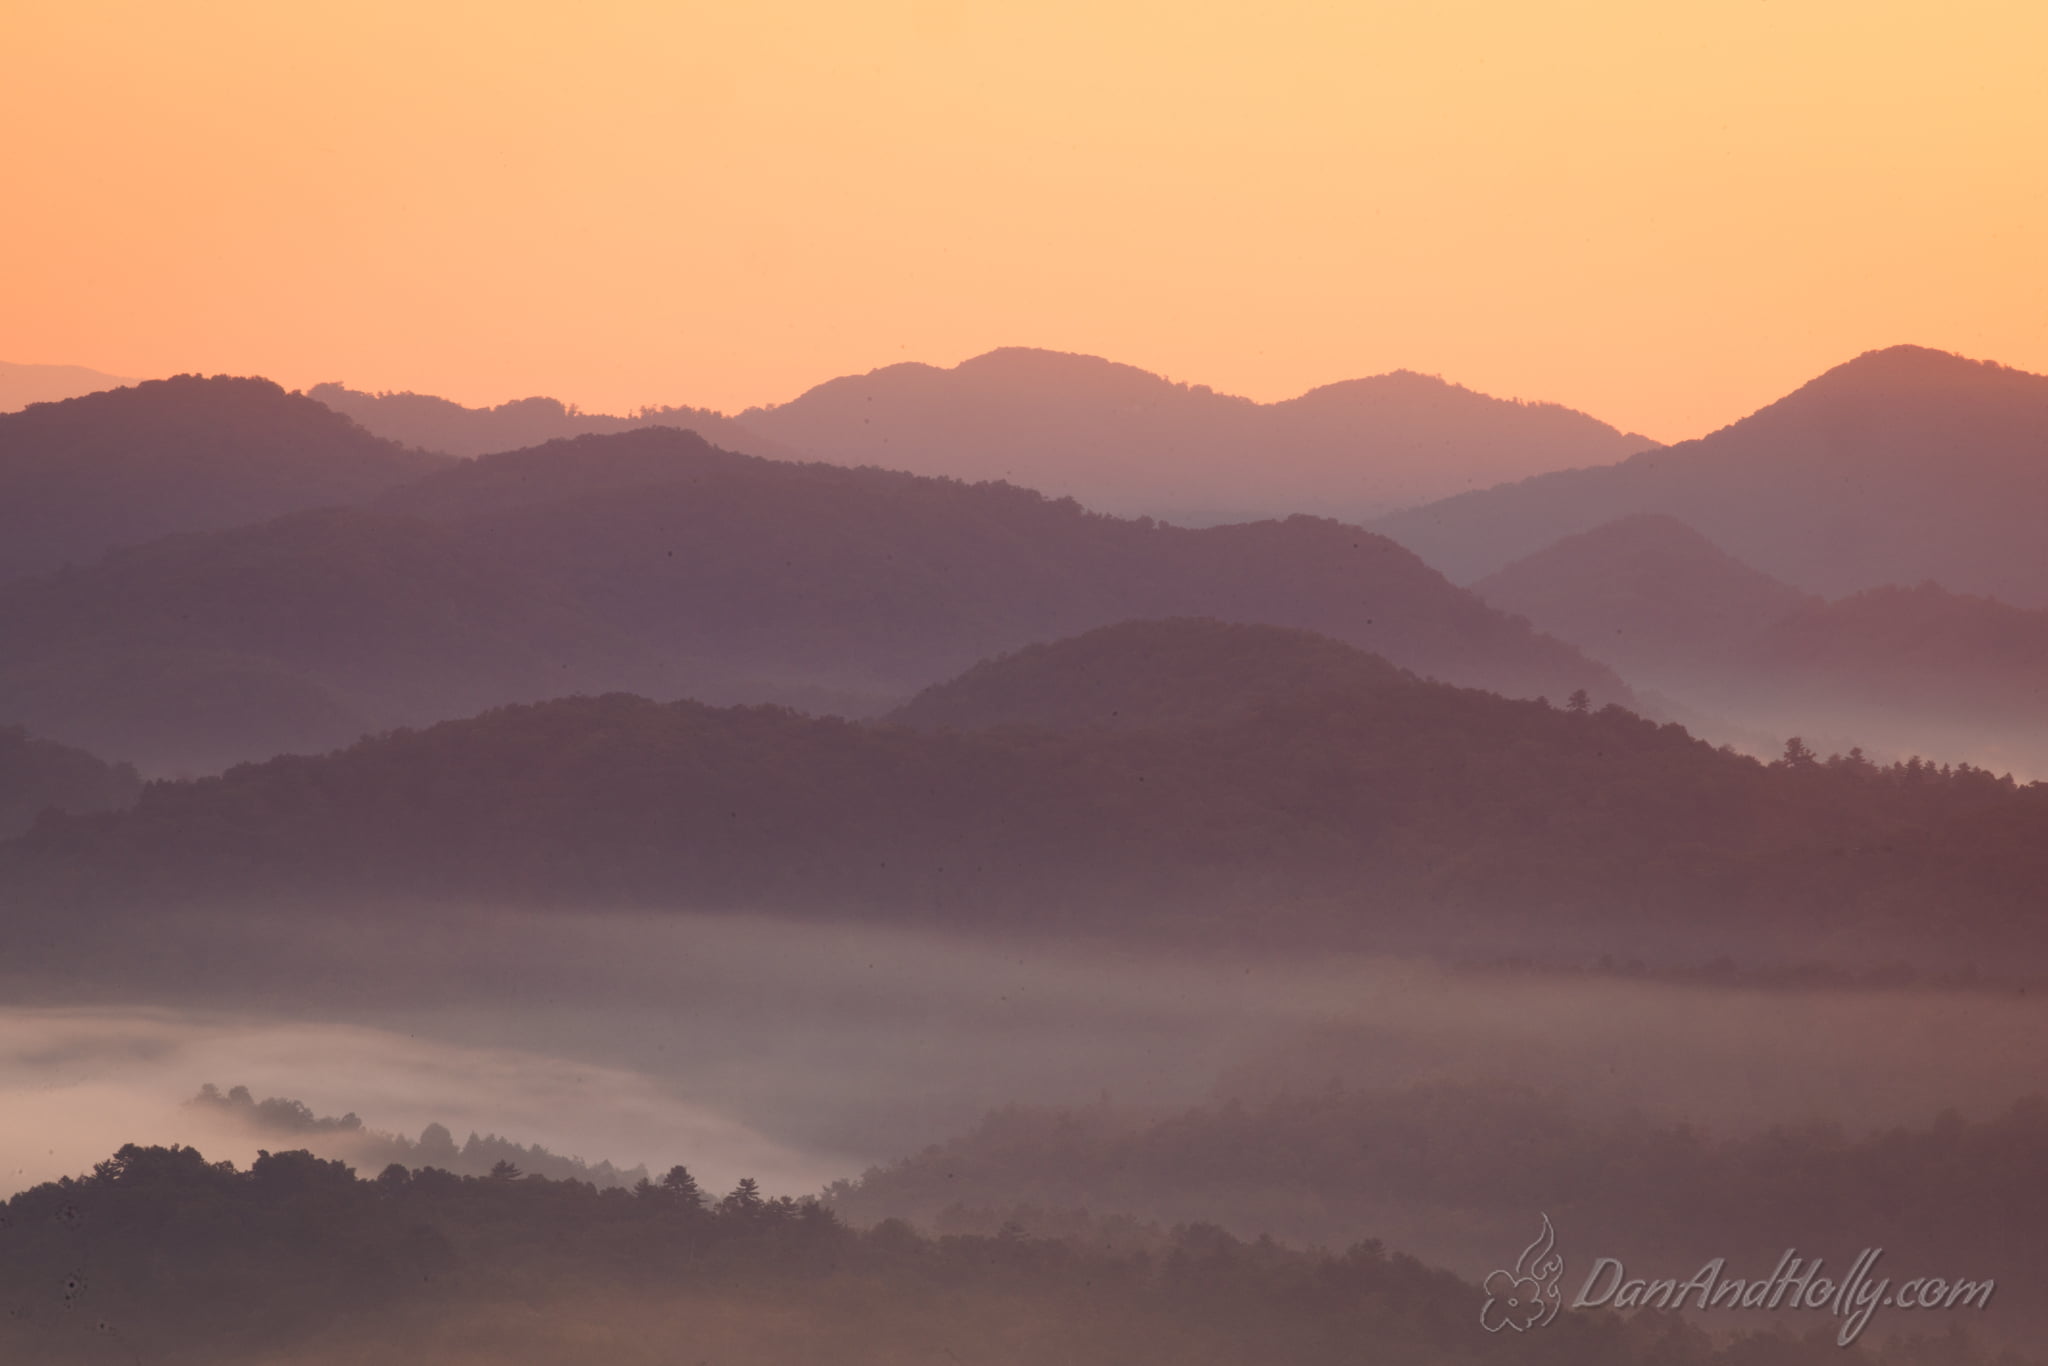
left=7, top=903, right=2044, bottom=1204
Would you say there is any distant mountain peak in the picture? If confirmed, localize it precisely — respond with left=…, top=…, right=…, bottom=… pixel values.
left=743, top=347, right=1656, bottom=523
left=1477, top=511, right=1809, bottom=591
left=1374, top=345, right=2048, bottom=602
left=1770, top=344, right=2039, bottom=409
left=1291, top=369, right=1462, bottom=400
left=1471, top=515, right=1816, bottom=675
left=1834, top=342, right=2000, bottom=373
left=0, top=359, right=141, bottom=413
left=954, top=346, right=1164, bottom=380
left=0, top=373, right=450, bottom=580
left=1528, top=511, right=1739, bottom=558
left=22, top=373, right=369, bottom=438
left=883, top=347, right=1194, bottom=402
left=309, top=381, right=795, bottom=462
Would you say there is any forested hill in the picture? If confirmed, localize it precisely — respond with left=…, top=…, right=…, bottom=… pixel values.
left=308, top=380, right=795, bottom=461
left=10, top=622, right=2046, bottom=966
left=188, top=1084, right=651, bottom=1189
left=370, top=426, right=1630, bottom=706
left=0, top=425, right=1629, bottom=773
left=1375, top=346, right=2048, bottom=604
left=888, top=618, right=1419, bottom=731
left=831, top=1080, right=2048, bottom=1340
left=1470, top=518, right=2048, bottom=774
left=1470, top=514, right=1820, bottom=675
left=0, top=375, right=449, bottom=580
left=0, top=725, right=138, bottom=838
left=0, top=1140, right=2024, bottom=1366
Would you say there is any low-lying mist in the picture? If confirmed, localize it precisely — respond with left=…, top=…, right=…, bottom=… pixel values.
left=0, top=1005, right=844, bottom=1201
left=5, top=902, right=2045, bottom=1209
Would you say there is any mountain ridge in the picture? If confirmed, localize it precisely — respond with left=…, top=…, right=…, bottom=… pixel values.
left=1374, top=345, right=2048, bottom=603
left=9, top=619, right=2044, bottom=967
left=740, top=346, right=1659, bottom=524
left=0, top=375, right=452, bottom=581
left=0, top=422, right=1630, bottom=772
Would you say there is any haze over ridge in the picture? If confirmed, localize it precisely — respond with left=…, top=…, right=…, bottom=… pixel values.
left=1375, top=344, right=2048, bottom=605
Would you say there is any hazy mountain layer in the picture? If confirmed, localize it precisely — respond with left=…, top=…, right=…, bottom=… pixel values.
left=10, top=1139, right=1958, bottom=1366
left=0, top=506, right=655, bottom=773
left=188, top=1084, right=652, bottom=1188
left=0, top=426, right=1627, bottom=771
left=1376, top=346, right=2048, bottom=604
left=370, top=429, right=1628, bottom=704
left=1472, top=514, right=1819, bottom=671
left=308, top=381, right=798, bottom=461
left=11, top=622, right=2044, bottom=967
left=741, top=346, right=1658, bottom=524
left=0, top=724, right=138, bottom=838
left=830, top=1079, right=2048, bottom=1340
left=0, top=359, right=138, bottom=412
left=0, top=375, right=450, bottom=581
left=1475, top=516, right=2048, bottom=773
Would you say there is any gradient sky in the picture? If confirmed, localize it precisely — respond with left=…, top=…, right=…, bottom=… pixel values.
left=5, top=0, right=2044, bottom=442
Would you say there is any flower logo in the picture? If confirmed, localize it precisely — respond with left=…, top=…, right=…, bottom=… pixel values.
left=1481, top=1213, right=1564, bottom=1333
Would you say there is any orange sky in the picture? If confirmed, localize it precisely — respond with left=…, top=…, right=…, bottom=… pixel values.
left=4, top=0, right=2044, bottom=442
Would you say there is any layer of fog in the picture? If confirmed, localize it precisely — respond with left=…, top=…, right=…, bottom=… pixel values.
left=1619, top=677, right=2048, bottom=781
left=0, top=1005, right=846, bottom=1200
left=4, top=904, right=2045, bottom=1203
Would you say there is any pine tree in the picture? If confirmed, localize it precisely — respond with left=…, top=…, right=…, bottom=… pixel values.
left=660, top=1164, right=704, bottom=1210
left=721, top=1176, right=764, bottom=1217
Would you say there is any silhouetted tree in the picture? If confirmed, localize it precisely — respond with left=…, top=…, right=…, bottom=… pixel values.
left=659, top=1164, right=704, bottom=1209
left=721, top=1177, right=764, bottom=1217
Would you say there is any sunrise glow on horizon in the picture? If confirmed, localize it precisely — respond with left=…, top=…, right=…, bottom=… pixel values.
left=5, top=0, right=2044, bottom=442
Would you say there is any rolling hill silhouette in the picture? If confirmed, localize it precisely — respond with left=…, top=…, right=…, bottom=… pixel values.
left=10, top=619, right=2044, bottom=966
left=0, top=506, right=655, bottom=773
left=1471, top=514, right=1820, bottom=675
left=0, top=426, right=1626, bottom=771
left=827, top=1079, right=2048, bottom=1342
left=0, top=360, right=138, bottom=412
left=888, top=618, right=1417, bottom=732
left=369, top=428, right=1630, bottom=703
left=1375, top=346, right=2048, bottom=605
left=308, top=382, right=797, bottom=461
left=1475, top=515, right=2048, bottom=773
left=0, top=375, right=451, bottom=581
left=0, top=724, right=138, bottom=838
left=739, top=347, right=1657, bottom=524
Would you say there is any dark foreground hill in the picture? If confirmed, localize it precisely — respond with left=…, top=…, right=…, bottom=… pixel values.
left=10, top=622, right=2045, bottom=966
left=1376, top=347, right=2048, bottom=605
left=741, top=346, right=1657, bottom=524
left=830, top=1081, right=2044, bottom=1339
left=308, top=381, right=796, bottom=460
left=0, top=376, right=451, bottom=581
left=0, top=428, right=1627, bottom=771
left=6, top=1141, right=1976, bottom=1366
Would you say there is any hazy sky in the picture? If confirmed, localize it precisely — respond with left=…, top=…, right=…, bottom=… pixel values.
left=5, top=0, right=2043, bottom=441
